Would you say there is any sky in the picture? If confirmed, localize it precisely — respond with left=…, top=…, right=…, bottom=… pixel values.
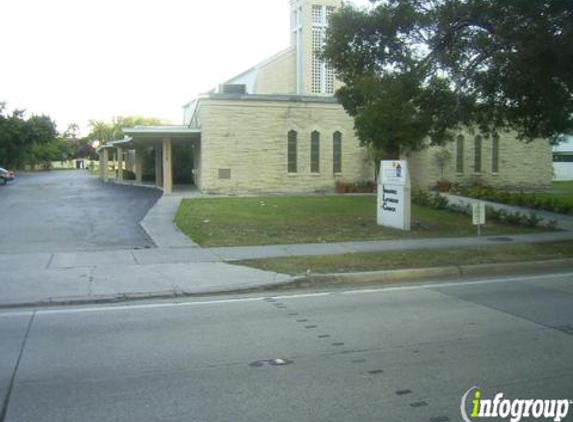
left=0, top=0, right=370, bottom=136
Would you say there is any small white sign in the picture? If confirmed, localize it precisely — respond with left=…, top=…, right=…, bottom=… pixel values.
left=377, top=160, right=411, bottom=231
left=472, top=203, right=486, bottom=225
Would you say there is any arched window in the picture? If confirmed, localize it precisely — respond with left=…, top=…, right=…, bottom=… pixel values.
left=333, top=131, right=342, bottom=173
left=311, top=131, right=320, bottom=173
left=456, top=135, right=464, bottom=173
left=492, top=134, right=500, bottom=173
left=288, top=130, right=297, bottom=173
left=474, top=135, right=482, bottom=173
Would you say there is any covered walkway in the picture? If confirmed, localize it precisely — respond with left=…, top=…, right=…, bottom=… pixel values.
left=97, top=126, right=201, bottom=194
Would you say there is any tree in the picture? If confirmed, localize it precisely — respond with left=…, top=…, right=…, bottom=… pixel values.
left=362, top=142, right=387, bottom=181
left=433, top=148, right=452, bottom=180
left=24, top=115, right=58, bottom=146
left=87, top=115, right=171, bottom=145
left=323, top=0, right=573, bottom=156
left=87, top=120, right=112, bottom=145
left=429, top=0, right=573, bottom=142
left=63, top=123, right=80, bottom=140
left=75, top=139, right=98, bottom=160
left=0, top=103, right=58, bottom=168
left=0, top=104, right=27, bottom=168
left=29, top=140, right=63, bottom=169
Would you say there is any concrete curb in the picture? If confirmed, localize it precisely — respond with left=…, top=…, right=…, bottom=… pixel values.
left=285, top=258, right=573, bottom=289
left=2, top=258, right=572, bottom=310
left=458, top=258, right=573, bottom=276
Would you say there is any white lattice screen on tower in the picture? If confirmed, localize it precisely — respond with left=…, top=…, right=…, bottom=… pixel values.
left=312, top=27, right=323, bottom=94
left=312, top=5, right=322, bottom=24
left=311, top=4, right=335, bottom=95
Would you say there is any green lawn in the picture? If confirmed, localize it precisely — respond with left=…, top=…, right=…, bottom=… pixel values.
left=174, top=195, right=544, bottom=247
left=235, top=240, right=573, bottom=275
left=526, top=181, right=573, bottom=206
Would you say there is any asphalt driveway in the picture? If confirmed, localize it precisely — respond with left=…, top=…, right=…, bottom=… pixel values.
left=0, top=171, right=161, bottom=253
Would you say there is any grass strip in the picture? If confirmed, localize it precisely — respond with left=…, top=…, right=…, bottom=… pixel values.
left=234, top=240, right=573, bottom=275
left=523, top=181, right=573, bottom=206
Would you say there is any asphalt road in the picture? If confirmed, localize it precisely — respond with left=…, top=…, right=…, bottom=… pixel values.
left=0, top=171, right=160, bottom=253
left=1, top=272, right=572, bottom=422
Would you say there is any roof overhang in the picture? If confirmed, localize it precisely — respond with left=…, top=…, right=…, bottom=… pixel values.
left=96, top=143, right=116, bottom=153
left=123, top=126, right=201, bottom=138
left=111, top=137, right=135, bottom=148
left=121, top=126, right=202, bottom=147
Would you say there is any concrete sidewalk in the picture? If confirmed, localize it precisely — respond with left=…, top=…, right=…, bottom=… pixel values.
left=0, top=250, right=291, bottom=307
left=1, top=190, right=573, bottom=308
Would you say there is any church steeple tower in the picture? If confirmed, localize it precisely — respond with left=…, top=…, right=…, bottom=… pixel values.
left=290, top=0, right=341, bottom=96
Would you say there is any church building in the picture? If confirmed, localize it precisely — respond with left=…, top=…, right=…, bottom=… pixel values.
left=98, top=0, right=553, bottom=194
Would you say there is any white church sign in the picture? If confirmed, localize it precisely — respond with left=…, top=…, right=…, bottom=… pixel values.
left=377, top=160, right=411, bottom=231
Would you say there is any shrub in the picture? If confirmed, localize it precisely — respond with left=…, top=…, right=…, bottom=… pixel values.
left=556, top=203, right=572, bottom=214
left=545, top=220, right=559, bottom=231
left=430, top=193, right=449, bottom=210
left=123, top=170, right=136, bottom=181
left=417, top=187, right=548, bottom=229
left=412, top=187, right=431, bottom=206
left=412, top=188, right=449, bottom=209
left=524, top=212, right=542, bottom=228
left=504, top=211, right=524, bottom=225
left=485, top=206, right=506, bottom=222
left=453, top=185, right=571, bottom=215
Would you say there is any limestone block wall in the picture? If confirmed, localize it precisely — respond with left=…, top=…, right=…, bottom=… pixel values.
left=254, top=48, right=297, bottom=95
left=407, top=131, right=553, bottom=191
left=197, top=98, right=373, bottom=193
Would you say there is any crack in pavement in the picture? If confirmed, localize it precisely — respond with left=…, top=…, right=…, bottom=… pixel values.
left=0, top=311, right=36, bottom=422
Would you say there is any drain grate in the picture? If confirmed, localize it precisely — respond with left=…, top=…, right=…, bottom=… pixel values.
left=410, top=401, right=428, bottom=408
left=430, top=416, right=450, bottom=422
left=410, top=401, right=428, bottom=407
left=488, top=236, right=514, bottom=242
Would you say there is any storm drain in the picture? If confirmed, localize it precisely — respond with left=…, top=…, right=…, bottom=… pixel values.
left=488, top=236, right=514, bottom=242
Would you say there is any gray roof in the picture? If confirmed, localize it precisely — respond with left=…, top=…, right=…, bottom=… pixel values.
left=123, top=126, right=201, bottom=140
left=200, top=92, right=339, bottom=104
left=124, top=125, right=200, bottom=133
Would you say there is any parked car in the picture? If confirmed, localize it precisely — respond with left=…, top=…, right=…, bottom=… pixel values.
left=0, top=167, right=15, bottom=184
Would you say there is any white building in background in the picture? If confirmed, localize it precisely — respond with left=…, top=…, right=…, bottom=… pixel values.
left=553, top=136, right=573, bottom=181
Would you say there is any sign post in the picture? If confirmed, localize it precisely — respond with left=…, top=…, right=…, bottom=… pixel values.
left=472, top=202, right=486, bottom=250
left=377, top=160, right=411, bottom=230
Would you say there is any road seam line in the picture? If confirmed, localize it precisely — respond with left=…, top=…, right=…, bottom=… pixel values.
left=0, top=311, right=36, bottom=422
left=45, top=253, right=55, bottom=270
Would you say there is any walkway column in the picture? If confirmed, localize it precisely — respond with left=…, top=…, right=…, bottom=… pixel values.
left=162, top=137, right=173, bottom=194
left=100, top=149, right=109, bottom=182
left=116, top=147, right=124, bottom=182
left=155, top=146, right=163, bottom=188
left=134, top=149, right=143, bottom=183
left=99, top=151, right=104, bottom=179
